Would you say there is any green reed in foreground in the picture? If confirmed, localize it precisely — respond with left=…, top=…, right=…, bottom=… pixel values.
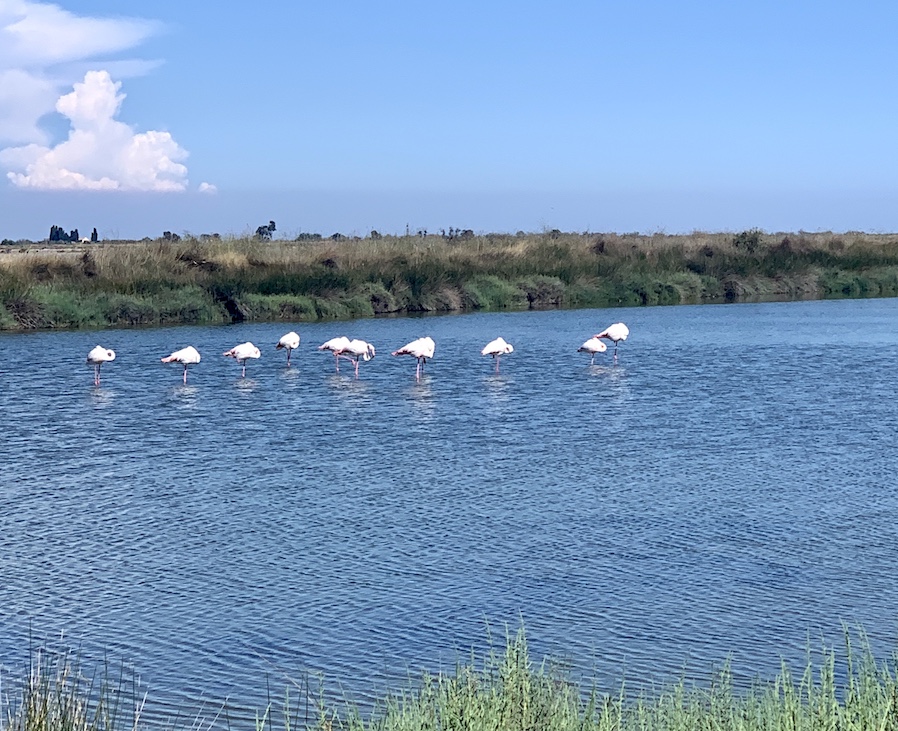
left=6, top=628, right=898, bottom=731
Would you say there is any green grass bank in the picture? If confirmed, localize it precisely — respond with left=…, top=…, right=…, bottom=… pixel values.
left=2, top=229, right=898, bottom=330
left=7, top=629, right=898, bottom=731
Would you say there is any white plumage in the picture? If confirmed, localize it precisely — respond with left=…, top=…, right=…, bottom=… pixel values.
left=318, top=336, right=352, bottom=372
left=223, top=342, right=261, bottom=377
left=275, top=331, right=300, bottom=365
left=161, top=346, right=201, bottom=384
left=86, top=345, right=115, bottom=386
left=577, top=337, right=607, bottom=365
left=392, top=336, right=435, bottom=379
left=337, top=338, right=376, bottom=377
left=481, top=336, right=514, bottom=373
left=594, top=322, right=629, bottom=357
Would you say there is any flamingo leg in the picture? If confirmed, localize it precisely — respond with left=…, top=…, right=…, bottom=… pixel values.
left=241, top=361, right=246, bottom=378
left=286, top=350, right=292, bottom=366
left=94, top=364, right=101, bottom=386
left=494, top=356, right=500, bottom=374
left=183, top=365, right=188, bottom=384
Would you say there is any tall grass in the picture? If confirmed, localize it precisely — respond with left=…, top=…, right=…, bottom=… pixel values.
left=6, top=628, right=898, bottom=731
left=3, top=230, right=898, bottom=329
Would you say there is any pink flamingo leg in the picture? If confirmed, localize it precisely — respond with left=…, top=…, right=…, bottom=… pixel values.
left=183, top=365, right=188, bottom=384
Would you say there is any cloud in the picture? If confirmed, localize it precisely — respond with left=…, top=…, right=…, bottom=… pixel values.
left=1, top=70, right=189, bottom=191
left=0, top=2, right=203, bottom=192
left=198, top=182, right=218, bottom=194
left=0, top=0, right=161, bottom=146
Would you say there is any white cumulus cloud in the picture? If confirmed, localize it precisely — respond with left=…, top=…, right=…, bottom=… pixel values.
left=198, top=182, right=218, bottom=194
left=0, top=0, right=161, bottom=146
left=0, top=1, right=204, bottom=192
left=1, top=70, right=189, bottom=191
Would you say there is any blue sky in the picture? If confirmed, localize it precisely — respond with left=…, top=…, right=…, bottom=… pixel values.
left=1, top=0, right=897, bottom=240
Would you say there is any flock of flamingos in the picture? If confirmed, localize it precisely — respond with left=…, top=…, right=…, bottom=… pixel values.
left=84, top=322, right=630, bottom=386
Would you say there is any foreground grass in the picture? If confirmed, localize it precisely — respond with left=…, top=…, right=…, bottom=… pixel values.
left=2, top=229, right=898, bottom=329
left=6, top=629, right=898, bottom=731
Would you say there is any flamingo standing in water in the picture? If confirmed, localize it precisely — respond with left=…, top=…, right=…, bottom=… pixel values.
left=335, top=338, right=376, bottom=377
left=223, top=342, right=261, bottom=377
left=318, top=336, right=352, bottom=372
left=276, top=331, right=300, bottom=365
left=481, top=337, right=514, bottom=373
left=161, top=346, right=201, bottom=384
left=577, top=337, right=607, bottom=365
left=594, top=322, right=629, bottom=358
left=86, top=345, right=115, bottom=386
left=392, top=336, right=435, bottom=379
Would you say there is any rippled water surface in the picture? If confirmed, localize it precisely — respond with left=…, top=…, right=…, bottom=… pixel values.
left=2, top=299, right=898, bottom=724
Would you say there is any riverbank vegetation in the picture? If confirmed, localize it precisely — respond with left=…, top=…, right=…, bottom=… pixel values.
left=2, top=229, right=898, bottom=330
left=6, top=628, right=898, bottom=731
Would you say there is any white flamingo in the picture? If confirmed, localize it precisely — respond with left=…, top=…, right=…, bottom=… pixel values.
left=86, top=345, right=115, bottom=386
left=577, top=337, right=607, bottom=365
left=335, top=338, right=376, bottom=378
left=392, top=336, right=435, bottom=380
left=594, top=322, right=629, bottom=358
left=318, top=336, right=352, bottom=372
left=276, top=331, right=300, bottom=365
left=481, top=336, right=514, bottom=373
left=223, top=342, right=261, bottom=377
left=161, top=346, right=201, bottom=384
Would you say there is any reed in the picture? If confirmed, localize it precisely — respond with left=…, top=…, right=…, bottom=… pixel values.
left=7, top=628, right=898, bottom=731
left=3, top=230, right=898, bottom=329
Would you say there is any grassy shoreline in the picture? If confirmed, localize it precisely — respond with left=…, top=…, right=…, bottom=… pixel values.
left=2, top=229, right=898, bottom=330
left=7, top=629, right=898, bottom=731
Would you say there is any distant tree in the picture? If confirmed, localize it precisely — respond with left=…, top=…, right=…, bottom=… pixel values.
left=330, top=233, right=346, bottom=241
left=162, top=231, right=181, bottom=242
left=91, top=227, right=98, bottom=242
left=295, top=232, right=322, bottom=241
left=369, top=230, right=382, bottom=240
left=255, top=220, right=276, bottom=240
left=70, top=228, right=79, bottom=242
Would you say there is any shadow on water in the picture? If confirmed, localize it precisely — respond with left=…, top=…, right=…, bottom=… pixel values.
left=233, top=378, right=259, bottom=394
left=167, top=384, right=200, bottom=407
left=88, top=387, right=115, bottom=408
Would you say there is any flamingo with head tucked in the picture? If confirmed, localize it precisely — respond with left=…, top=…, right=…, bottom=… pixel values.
left=276, top=331, right=300, bottom=366
left=335, top=338, right=376, bottom=377
left=392, top=337, right=435, bottom=380
left=594, top=322, right=629, bottom=358
left=223, top=342, right=261, bottom=377
left=481, top=337, right=514, bottom=373
left=86, top=345, right=115, bottom=386
left=578, top=337, right=607, bottom=365
left=161, top=346, right=201, bottom=384
left=318, top=336, right=352, bottom=372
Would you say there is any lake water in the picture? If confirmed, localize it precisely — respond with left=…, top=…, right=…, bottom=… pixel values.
left=2, top=298, right=898, bottom=725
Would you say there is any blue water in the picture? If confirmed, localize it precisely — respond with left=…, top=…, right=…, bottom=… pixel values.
left=1, top=298, right=898, bottom=725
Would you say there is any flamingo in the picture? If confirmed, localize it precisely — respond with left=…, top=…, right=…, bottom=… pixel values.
left=335, top=338, right=376, bottom=377
left=594, top=322, right=629, bottom=358
left=161, top=346, right=201, bottom=384
left=86, top=345, right=115, bottom=386
left=392, top=336, right=435, bottom=379
left=276, top=331, right=300, bottom=365
left=318, top=336, right=352, bottom=372
left=223, top=342, right=261, bottom=377
left=577, top=337, right=607, bottom=365
left=481, top=337, right=514, bottom=373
